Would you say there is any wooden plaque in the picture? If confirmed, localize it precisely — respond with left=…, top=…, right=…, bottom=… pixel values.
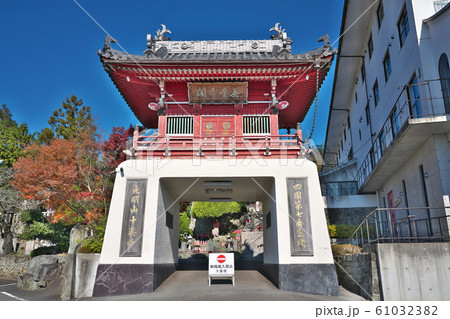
left=188, top=82, right=248, bottom=104
left=120, top=179, right=147, bottom=257
left=286, top=178, right=314, bottom=256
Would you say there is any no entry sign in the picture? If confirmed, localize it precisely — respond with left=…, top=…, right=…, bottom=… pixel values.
left=217, top=254, right=226, bottom=263
left=208, top=253, right=235, bottom=286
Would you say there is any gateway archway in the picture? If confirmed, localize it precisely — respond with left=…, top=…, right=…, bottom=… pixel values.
left=158, top=177, right=273, bottom=272
left=93, top=159, right=338, bottom=296
left=92, top=24, right=339, bottom=297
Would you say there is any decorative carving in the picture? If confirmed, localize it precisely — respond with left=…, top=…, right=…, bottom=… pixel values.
left=269, top=23, right=285, bottom=40
left=317, top=34, right=330, bottom=48
left=269, top=23, right=292, bottom=53
left=103, top=35, right=117, bottom=52
left=155, top=24, right=171, bottom=41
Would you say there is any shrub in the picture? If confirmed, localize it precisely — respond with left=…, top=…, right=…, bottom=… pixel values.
left=30, top=245, right=64, bottom=257
left=179, top=212, right=192, bottom=242
left=328, top=224, right=337, bottom=237
left=79, top=238, right=103, bottom=253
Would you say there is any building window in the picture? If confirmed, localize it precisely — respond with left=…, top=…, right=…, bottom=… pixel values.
left=377, top=0, right=384, bottom=28
left=389, top=107, right=400, bottom=138
left=347, top=115, right=351, bottom=128
left=344, top=127, right=347, bottom=141
left=365, top=103, right=371, bottom=125
left=361, top=60, right=366, bottom=83
left=397, top=5, right=410, bottom=47
left=373, top=80, right=380, bottom=106
left=359, top=129, right=362, bottom=140
left=407, top=75, right=423, bottom=118
left=383, top=49, right=392, bottom=82
left=243, top=115, right=270, bottom=134
left=368, top=34, right=374, bottom=59
left=355, top=92, right=358, bottom=104
left=438, top=53, right=450, bottom=113
left=166, top=116, right=194, bottom=135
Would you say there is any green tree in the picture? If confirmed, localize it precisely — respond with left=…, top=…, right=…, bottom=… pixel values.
left=18, top=209, right=71, bottom=252
left=0, top=105, right=33, bottom=167
left=191, top=201, right=243, bottom=219
left=47, top=95, right=96, bottom=140
left=179, top=212, right=192, bottom=242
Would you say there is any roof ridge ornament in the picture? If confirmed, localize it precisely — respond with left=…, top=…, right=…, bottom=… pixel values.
left=317, top=34, right=330, bottom=48
left=269, top=23, right=285, bottom=40
left=145, top=24, right=171, bottom=57
left=269, top=23, right=292, bottom=54
left=155, top=24, right=171, bottom=41
left=103, top=35, right=117, bottom=52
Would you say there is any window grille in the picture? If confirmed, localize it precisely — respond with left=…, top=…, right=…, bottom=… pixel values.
left=166, top=116, right=194, bottom=135
left=243, top=116, right=270, bottom=134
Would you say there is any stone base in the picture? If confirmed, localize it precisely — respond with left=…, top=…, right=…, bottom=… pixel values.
left=262, top=263, right=340, bottom=296
left=93, top=263, right=176, bottom=297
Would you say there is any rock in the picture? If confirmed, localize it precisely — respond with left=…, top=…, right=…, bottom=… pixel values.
left=27, top=255, right=58, bottom=274
left=57, top=254, right=67, bottom=264
left=17, top=274, right=33, bottom=289
left=33, top=263, right=63, bottom=282
left=17, top=273, right=43, bottom=290
left=68, top=224, right=92, bottom=254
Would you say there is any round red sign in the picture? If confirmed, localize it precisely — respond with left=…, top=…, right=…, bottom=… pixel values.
left=217, top=254, right=226, bottom=263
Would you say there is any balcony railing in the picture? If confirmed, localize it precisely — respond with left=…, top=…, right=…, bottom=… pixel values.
left=349, top=207, right=450, bottom=248
left=355, top=79, right=450, bottom=190
left=128, top=132, right=304, bottom=159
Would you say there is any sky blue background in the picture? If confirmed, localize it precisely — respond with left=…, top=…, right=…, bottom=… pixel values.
left=0, top=0, right=343, bottom=145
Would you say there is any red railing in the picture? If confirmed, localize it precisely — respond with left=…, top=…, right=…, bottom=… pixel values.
left=129, top=133, right=304, bottom=159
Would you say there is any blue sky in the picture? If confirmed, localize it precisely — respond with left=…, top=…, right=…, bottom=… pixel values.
left=0, top=0, right=343, bottom=145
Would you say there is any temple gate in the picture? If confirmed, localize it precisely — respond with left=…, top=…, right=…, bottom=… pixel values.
left=93, top=24, right=340, bottom=297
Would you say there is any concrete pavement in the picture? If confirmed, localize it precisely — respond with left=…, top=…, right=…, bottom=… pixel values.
left=0, top=278, right=62, bottom=301
left=1, top=270, right=366, bottom=301
left=82, top=270, right=366, bottom=301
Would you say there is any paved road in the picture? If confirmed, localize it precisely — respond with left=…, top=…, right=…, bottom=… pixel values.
left=0, top=278, right=62, bottom=301
left=82, top=270, right=366, bottom=301
left=1, top=271, right=365, bottom=301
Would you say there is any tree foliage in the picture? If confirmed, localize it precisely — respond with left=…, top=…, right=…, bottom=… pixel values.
left=7, top=96, right=133, bottom=254
left=19, top=209, right=71, bottom=252
left=190, top=201, right=243, bottom=219
left=102, top=126, right=133, bottom=168
left=0, top=105, right=33, bottom=167
left=48, top=95, right=96, bottom=140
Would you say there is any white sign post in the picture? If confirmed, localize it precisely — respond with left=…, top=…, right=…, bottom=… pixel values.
left=208, top=253, right=235, bottom=286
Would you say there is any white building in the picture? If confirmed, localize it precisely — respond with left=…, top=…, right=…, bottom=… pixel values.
left=322, top=0, right=450, bottom=240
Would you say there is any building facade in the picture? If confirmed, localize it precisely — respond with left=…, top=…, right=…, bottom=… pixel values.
left=323, top=0, right=450, bottom=240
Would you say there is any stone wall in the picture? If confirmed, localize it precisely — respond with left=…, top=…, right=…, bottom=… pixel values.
left=334, top=252, right=381, bottom=301
left=0, top=256, right=30, bottom=279
left=240, top=231, right=263, bottom=258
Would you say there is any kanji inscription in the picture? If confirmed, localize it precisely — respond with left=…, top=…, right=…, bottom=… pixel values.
left=287, top=178, right=313, bottom=256
left=120, top=179, right=147, bottom=257
left=188, top=82, right=248, bottom=104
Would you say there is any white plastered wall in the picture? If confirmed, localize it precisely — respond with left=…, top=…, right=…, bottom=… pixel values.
left=99, top=158, right=334, bottom=266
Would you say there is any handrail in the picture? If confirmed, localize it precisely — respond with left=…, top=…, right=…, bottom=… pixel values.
left=350, top=206, right=450, bottom=239
left=349, top=206, right=450, bottom=248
